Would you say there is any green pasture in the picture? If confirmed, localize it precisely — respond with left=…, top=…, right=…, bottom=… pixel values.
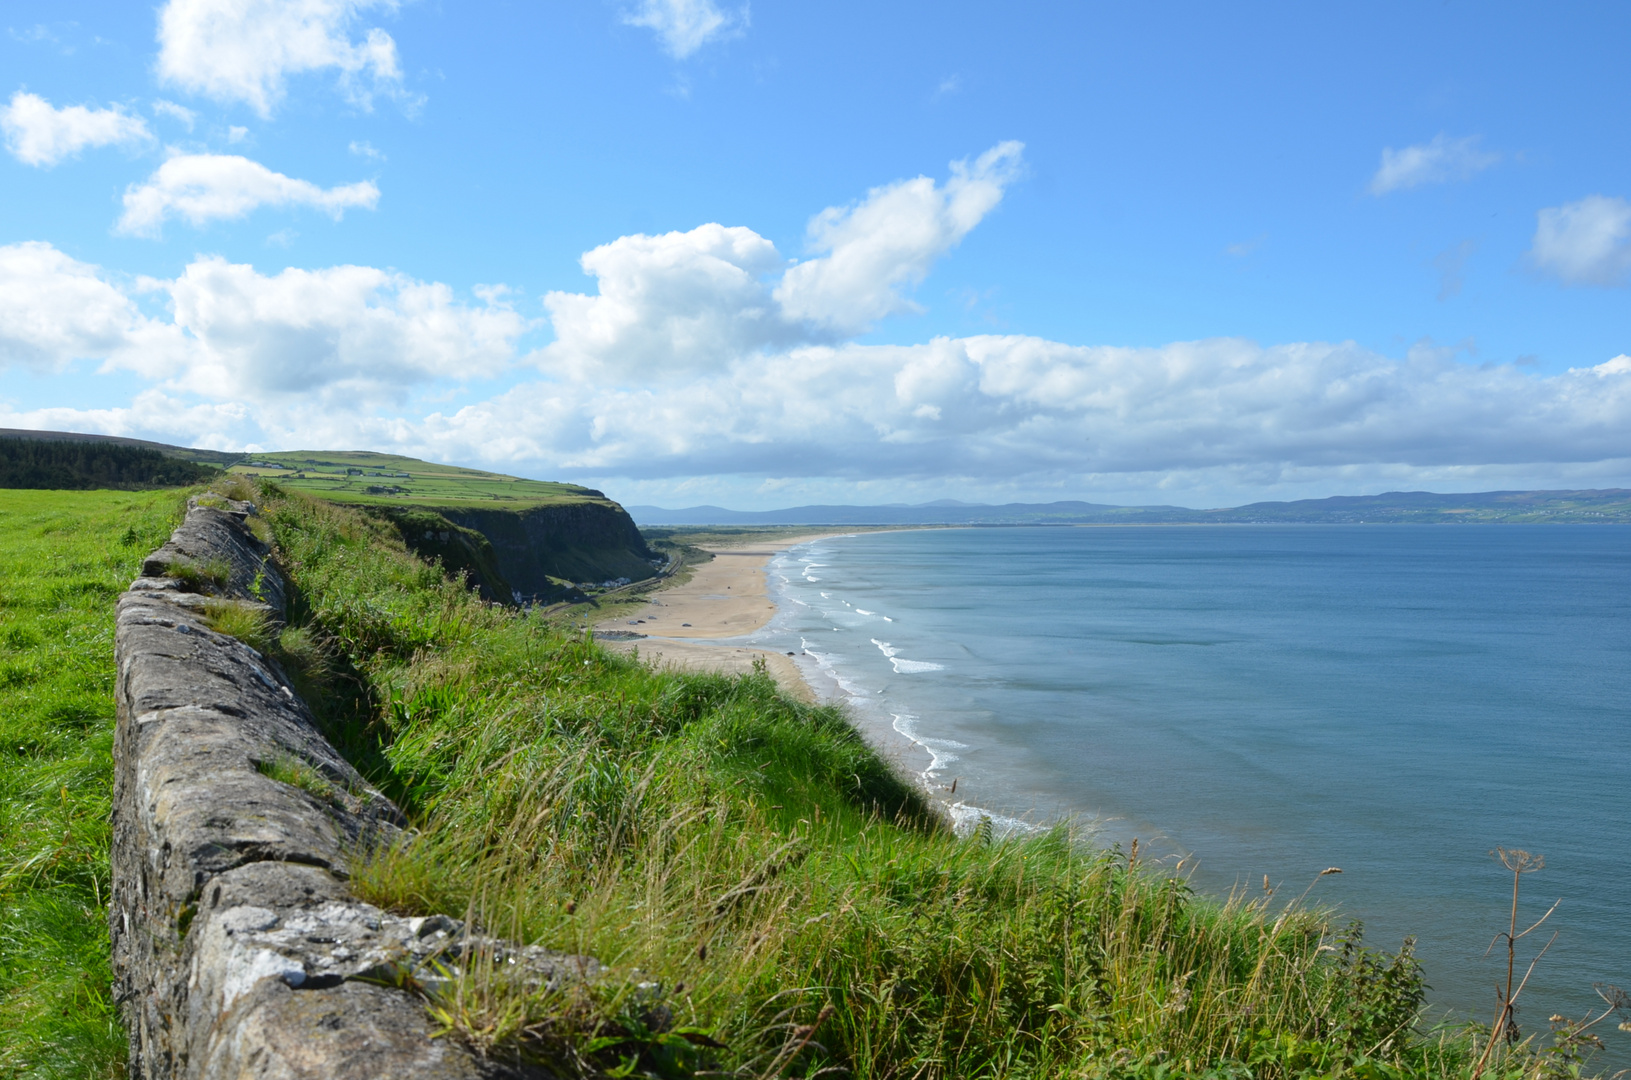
left=229, top=449, right=607, bottom=510
left=0, top=488, right=185, bottom=1079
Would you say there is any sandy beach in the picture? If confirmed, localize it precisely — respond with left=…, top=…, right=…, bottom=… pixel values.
left=595, top=533, right=844, bottom=700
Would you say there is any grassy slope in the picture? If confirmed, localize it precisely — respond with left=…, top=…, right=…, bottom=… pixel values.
left=229, top=450, right=609, bottom=510
left=250, top=479, right=1578, bottom=1080
left=1, top=481, right=1601, bottom=1078
left=0, top=489, right=185, bottom=1079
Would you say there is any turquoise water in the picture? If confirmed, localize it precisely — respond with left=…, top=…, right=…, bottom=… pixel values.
left=749, top=525, right=1631, bottom=1052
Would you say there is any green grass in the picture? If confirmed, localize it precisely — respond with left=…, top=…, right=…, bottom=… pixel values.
left=4, top=480, right=1606, bottom=1078
left=248, top=480, right=1588, bottom=1080
left=0, top=488, right=186, bottom=1079
left=227, top=450, right=610, bottom=510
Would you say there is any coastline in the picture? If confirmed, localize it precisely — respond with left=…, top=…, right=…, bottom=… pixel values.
left=595, top=527, right=1018, bottom=835
left=593, top=532, right=849, bottom=702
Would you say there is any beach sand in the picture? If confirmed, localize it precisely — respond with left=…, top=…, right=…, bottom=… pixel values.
left=595, top=534, right=843, bottom=701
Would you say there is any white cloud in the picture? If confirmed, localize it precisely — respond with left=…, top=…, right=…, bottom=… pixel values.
left=117, top=153, right=379, bottom=237
left=623, top=0, right=745, bottom=59
left=775, top=141, right=1025, bottom=335
left=1368, top=133, right=1498, bottom=195
left=227, top=125, right=249, bottom=143
left=0, top=242, right=189, bottom=373
left=152, top=99, right=197, bottom=130
left=156, top=0, right=404, bottom=117
left=10, top=150, right=1631, bottom=505
left=412, top=335, right=1631, bottom=496
left=536, top=143, right=1025, bottom=377
left=539, top=224, right=786, bottom=379
left=0, top=242, right=525, bottom=411
left=0, top=392, right=258, bottom=452
left=129, top=257, right=527, bottom=402
left=1, top=91, right=152, bottom=166
left=1527, top=195, right=1631, bottom=287
left=348, top=139, right=384, bottom=160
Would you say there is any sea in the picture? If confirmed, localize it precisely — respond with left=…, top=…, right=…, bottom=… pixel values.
left=739, top=525, right=1631, bottom=1054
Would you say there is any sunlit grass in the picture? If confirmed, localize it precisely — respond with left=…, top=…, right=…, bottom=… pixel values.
left=0, top=488, right=185, bottom=1079
left=253, top=479, right=1569, bottom=1079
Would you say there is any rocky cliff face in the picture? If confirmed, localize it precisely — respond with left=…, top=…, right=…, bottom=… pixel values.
left=110, top=496, right=593, bottom=1078
left=437, top=500, right=656, bottom=598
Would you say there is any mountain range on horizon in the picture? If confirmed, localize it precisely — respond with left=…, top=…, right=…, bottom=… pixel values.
left=630, top=489, right=1631, bottom=526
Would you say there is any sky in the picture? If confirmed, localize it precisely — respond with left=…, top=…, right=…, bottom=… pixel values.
left=1, top=1, right=1628, bottom=510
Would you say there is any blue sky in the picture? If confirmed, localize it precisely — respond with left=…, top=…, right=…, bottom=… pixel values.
left=1, top=1, right=1628, bottom=508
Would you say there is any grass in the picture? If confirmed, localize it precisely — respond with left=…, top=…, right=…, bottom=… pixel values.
left=245, top=479, right=1593, bottom=1080
left=201, top=598, right=276, bottom=651
left=226, top=450, right=610, bottom=510
left=0, top=487, right=185, bottom=1079
left=3, top=479, right=1610, bottom=1078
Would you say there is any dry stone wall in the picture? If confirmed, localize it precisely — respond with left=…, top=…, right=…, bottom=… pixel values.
left=111, top=496, right=594, bottom=1079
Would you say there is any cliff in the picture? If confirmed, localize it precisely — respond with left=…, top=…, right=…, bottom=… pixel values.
left=436, top=500, right=657, bottom=595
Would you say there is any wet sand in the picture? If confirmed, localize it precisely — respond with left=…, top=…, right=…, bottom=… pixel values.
left=595, top=533, right=844, bottom=700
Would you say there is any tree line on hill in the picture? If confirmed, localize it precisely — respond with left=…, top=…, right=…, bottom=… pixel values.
left=0, top=436, right=219, bottom=491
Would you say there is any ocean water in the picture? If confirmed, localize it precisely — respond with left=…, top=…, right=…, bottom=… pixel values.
left=744, top=525, right=1631, bottom=1049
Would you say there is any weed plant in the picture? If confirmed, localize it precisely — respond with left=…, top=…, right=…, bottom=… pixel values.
left=246, top=481, right=1591, bottom=1080
left=0, top=488, right=184, bottom=1078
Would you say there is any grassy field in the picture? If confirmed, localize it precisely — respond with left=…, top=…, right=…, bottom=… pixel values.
left=228, top=450, right=610, bottom=510
left=0, top=488, right=185, bottom=1079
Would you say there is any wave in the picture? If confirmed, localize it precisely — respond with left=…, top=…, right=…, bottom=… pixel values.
left=873, top=638, right=943, bottom=673
left=891, top=712, right=967, bottom=773
left=801, top=639, right=873, bottom=697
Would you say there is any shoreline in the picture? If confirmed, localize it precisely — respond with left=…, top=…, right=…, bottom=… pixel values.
left=595, top=527, right=1023, bottom=835
left=593, top=531, right=851, bottom=702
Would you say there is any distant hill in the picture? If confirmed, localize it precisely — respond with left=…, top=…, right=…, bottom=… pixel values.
left=0, top=434, right=220, bottom=491
left=630, top=489, right=1631, bottom=526
left=227, top=452, right=657, bottom=600
left=228, top=449, right=606, bottom=510
left=0, top=428, right=240, bottom=467
left=0, top=431, right=655, bottom=603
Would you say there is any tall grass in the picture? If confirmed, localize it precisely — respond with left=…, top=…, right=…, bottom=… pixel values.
left=0, top=488, right=185, bottom=1079
left=243, top=480, right=1576, bottom=1079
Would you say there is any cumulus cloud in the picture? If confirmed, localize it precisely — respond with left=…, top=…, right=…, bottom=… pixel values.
left=156, top=0, right=404, bottom=117
left=140, top=257, right=527, bottom=402
left=539, top=224, right=785, bottom=380
left=412, top=337, right=1631, bottom=489
left=0, top=392, right=258, bottom=452
left=623, top=0, right=745, bottom=58
left=0, top=242, right=186, bottom=372
left=0, top=242, right=523, bottom=411
left=117, top=153, right=379, bottom=236
left=1527, top=195, right=1631, bottom=287
left=10, top=148, right=1631, bottom=502
left=1368, top=133, right=1498, bottom=195
left=775, top=142, right=1025, bottom=335
left=536, top=144, right=1025, bottom=376
left=1, top=91, right=152, bottom=166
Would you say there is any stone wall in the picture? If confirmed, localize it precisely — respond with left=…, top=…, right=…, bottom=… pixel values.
left=110, top=496, right=593, bottom=1079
